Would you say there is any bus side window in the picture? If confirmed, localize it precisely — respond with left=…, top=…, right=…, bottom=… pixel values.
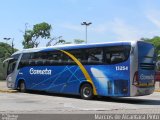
left=62, top=53, right=72, bottom=64
left=105, top=46, right=130, bottom=64
left=106, top=53, right=111, bottom=64
left=67, top=49, right=84, bottom=65
left=46, top=51, right=64, bottom=65
left=111, top=53, right=125, bottom=63
left=18, top=53, right=31, bottom=69
left=85, top=48, right=103, bottom=64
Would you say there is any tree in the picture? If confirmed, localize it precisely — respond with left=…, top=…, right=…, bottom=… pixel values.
left=64, top=42, right=72, bottom=44
left=74, top=39, right=85, bottom=44
left=0, top=42, right=18, bottom=61
left=46, top=36, right=68, bottom=46
left=53, top=39, right=66, bottom=45
left=22, top=22, right=52, bottom=48
left=0, top=42, right=18, bottom=79
left=60, top=39, right=85, bottom=45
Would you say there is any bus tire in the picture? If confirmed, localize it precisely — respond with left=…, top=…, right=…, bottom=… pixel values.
left=19, top=81, right=27, bottom=93
left=80, top=83, right=94, bottom=100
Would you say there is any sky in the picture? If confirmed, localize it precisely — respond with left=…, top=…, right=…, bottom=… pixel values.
left=0, top=0, right=160, bottom=50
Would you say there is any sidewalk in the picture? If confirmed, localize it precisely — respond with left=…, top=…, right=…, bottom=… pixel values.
left=155, top=81, right=160, bottom=92
left=0, top=81, right=17, bottom=93
left=0, top=81, right=7, bottom=89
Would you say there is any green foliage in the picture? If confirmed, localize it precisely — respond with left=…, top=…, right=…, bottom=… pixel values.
left=74, top=39, right=85, bottom=44
left=53, top=39, right=66, bottom=46
left=22, top=30, right=34, bottom=48
left=0, top=42, right=18, bottom=61
left=64, top=42, right=72, bottom=44
left=33, top=22, right=51, bottom=39
left=54, top=39, right=85, bottom=45
left=22, top=22, right=52, bottom=48
left=60, top=39, right=84, bottom=45
left=0, top=42, right=18, bottom=79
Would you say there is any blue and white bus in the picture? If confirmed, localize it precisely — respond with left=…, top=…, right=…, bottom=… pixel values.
left=4, top=41, right=156, bottom=99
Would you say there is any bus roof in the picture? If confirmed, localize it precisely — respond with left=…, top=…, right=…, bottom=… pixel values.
left=12, top=41, right=137, bottom=55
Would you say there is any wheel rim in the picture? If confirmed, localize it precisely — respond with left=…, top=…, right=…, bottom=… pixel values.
left=83, top=87, right=91, bottom=98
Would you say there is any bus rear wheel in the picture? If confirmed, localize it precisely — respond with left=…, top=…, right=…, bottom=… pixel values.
left=19, top=81, right=26, bottom=93
left=80, top=84, right=94, bottom=100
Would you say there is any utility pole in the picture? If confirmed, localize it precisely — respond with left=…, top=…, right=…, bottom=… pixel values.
left=3, top=38, right=14, bottom=54
left=11, top=38, right=14, bottom=54
left=3, top=38, right=11, bottom=44
left=81, top=22, right=92, bottom=44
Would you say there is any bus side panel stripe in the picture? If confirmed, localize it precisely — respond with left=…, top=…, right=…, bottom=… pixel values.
left=60, top=50, right=97, bottom=95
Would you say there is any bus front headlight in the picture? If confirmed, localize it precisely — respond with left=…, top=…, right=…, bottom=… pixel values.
left=8, top=77, right=12, bottom=82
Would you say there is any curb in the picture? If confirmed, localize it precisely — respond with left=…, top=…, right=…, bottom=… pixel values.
left=0, top=89, right=17, bottom=93
left=154, top=90, right=160, bottom=92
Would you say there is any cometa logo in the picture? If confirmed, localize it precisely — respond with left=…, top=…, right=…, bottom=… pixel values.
left=140, top=74, right=154, bottom=80
left=29, top=68, right=52, bottom=75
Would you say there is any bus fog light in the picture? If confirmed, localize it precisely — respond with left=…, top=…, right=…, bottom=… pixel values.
left=8, top=83, right=12, bottom=87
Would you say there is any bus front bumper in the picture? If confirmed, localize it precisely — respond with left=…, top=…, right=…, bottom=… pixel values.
left=6, top=77, right=16, bottom=89
left=7, top=82, right=15, bottom=89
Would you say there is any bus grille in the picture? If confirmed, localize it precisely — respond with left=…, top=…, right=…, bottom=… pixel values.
left=107, top=81, right=112, bottom=95
left=114, top=80, right=128, bottom=94
left=140, top=63, right=155, bottom=70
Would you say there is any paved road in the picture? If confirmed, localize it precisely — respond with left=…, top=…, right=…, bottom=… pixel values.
left=0, top=91, right=160, bottom=114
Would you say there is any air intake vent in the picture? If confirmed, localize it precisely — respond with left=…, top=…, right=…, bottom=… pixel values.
left=140, top=63, right=155, bottom=70
left=114, top=80, right=128, bottom=94
left=107, top=81, right=112, bottom=95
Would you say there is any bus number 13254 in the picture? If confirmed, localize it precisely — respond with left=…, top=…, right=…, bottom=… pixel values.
left=116, top=66, right=128, bottom=71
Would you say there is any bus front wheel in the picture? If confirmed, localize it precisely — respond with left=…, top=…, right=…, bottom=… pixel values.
left=80, top=83, right=94, bottom=100
left=19, top=81, right=27, bottom=93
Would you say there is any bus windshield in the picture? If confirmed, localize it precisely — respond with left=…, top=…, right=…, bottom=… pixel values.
left=7, top=54, right=20, bottom=75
